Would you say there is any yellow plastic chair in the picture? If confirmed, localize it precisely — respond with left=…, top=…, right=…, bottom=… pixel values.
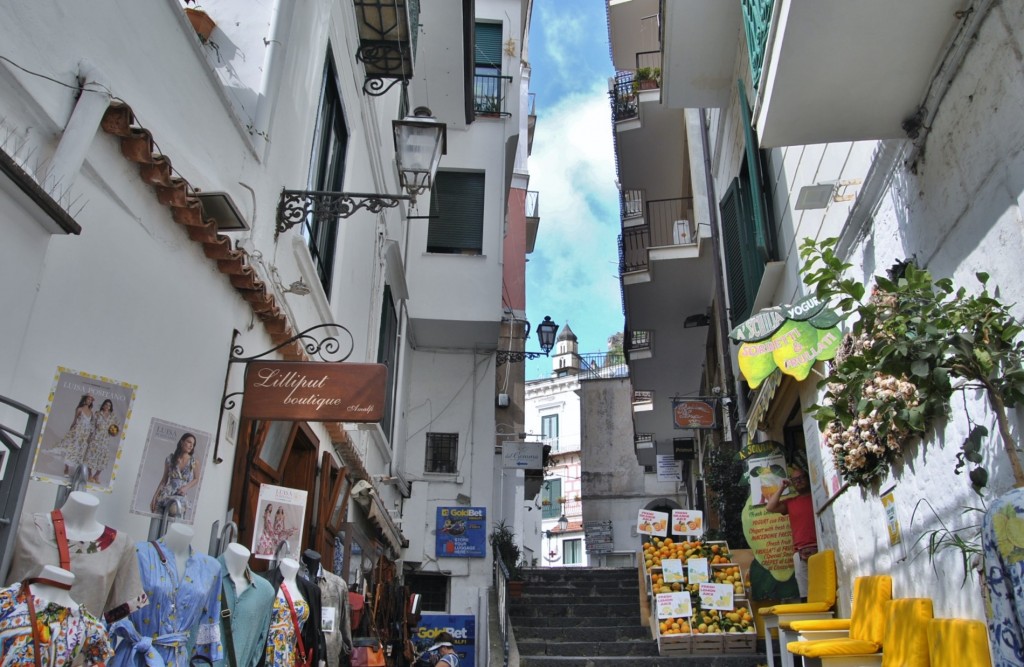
left=927, top=618, right=992, bottom=667
left=759, top=549, right=837, bottom=667
left=786, top=576, right=898, bottom=666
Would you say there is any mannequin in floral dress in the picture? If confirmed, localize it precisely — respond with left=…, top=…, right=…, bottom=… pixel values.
left=84, top=399, right=118, bottom=484
left=54, top=394, right=93, bottom=477
left=263, top=558, right=309, bottom=666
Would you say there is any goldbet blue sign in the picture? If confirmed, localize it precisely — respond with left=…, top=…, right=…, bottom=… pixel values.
left=414, top=615, right=476, bottom=667
left=436, top=506, right=486, bottom=558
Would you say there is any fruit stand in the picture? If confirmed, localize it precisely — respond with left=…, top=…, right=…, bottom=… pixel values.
left=641, top=535, right=757, bottom=656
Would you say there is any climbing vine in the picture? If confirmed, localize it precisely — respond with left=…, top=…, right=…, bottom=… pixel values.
left=799, top=237, right=1024, bottom=490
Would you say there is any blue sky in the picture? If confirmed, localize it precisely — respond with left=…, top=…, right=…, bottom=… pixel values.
left=524, top=0, right=622, bottom=380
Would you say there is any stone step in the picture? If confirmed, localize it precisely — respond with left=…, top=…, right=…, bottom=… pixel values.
left=514, top=625, right=652, bottom=641
left=510, top=601, right=640, bottom=619
left=520, top=656, right=765, bottom=667
left=517, top=639, right=660, bottom=657
left=517, top=591, right=639, bottom=604
left=511, top=616, right=646, bottom=629
left=522, top=568, right=636, bottom=583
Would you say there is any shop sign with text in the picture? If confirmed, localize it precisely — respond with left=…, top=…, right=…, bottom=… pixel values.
left=436, top=507, right=486, bottom=558
left=672, top=398, right=718, bottom=429
left=241, top=361, right=386, bottom=422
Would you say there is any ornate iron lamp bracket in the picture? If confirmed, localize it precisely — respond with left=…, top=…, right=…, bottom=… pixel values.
left=276, top=190, right=412, bottom=236
left=213, top=324, right=355, bottom=463
left=495, top=350, right=550, bottom=366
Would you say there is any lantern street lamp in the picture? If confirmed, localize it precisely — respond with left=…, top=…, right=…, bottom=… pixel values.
left=496, top=316, right=559, bottom=365
left=276, top=107, right=447, bottom=235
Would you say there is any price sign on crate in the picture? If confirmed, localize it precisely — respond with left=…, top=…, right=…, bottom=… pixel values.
left=698, top=583, right=735, bottom=611
left=688, top=557, right=709, bottom=583
left=662, top=559, right=685, bottom=583
left=656, top=592, right=692, bottom=619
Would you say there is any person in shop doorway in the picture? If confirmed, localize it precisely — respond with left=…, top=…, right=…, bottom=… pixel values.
left=765, top=465, right=818, bottom=600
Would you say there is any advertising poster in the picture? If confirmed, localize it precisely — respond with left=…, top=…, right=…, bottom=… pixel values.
left=129, top=419, right=211, bottom=524
left=687, top=557, right=709, bottom=584
left=33, top=367, right=137, bottom=491
left=661, top=559, right=685, bottom=583
left=699, top=583, right=735, bottom=610
left=656, top=592, right=692, bottom=619
left=671, top=509, right=704, bottom=537
left=747, top=454, right=795, bottom=506
left=656, top=454, right=682, bottom=482
left=436, top=507, right=486, bottom=558
left=252, top=484, right=308, bottom=561
left=413, top=615, right=476, bottom=667
left=881, top=486, right=903, bottom=547
left=741, top=498, right=799, bottom=600
left=672, top=398, right=718, bottom=429
left=637, top=509, right=668, bottom=537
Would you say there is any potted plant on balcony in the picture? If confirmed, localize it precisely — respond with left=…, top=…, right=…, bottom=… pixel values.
left=633, top=67, right=661, bottom=92
left=490, top=521, right=526, bottom=597
left=183, top=0, right=216, bottom=43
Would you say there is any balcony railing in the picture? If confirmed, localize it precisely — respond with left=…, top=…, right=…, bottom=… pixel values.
left=627, top=329, right=652, bottom=355
left=621, top=189, right=644, bottom=221
left=741, top=0, right=775, bottom=89
left=619, top=197, right=696, bottom=274
left=474, top=73, right=513, bottom=117
left=526, top=190, right=539, bottom=219
left=610, top=72, right=638, bottom=123
left=578, top=352, right=628, bottom=380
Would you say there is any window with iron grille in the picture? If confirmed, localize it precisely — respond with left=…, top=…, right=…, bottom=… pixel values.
left=564, top=538, right=582, bottom=565
left=305, top=47, right=348, bottom=298
left=405, top=572, right=449, bottom=612
left=425, top=433, right=458, bottom=473
left=427, top=171, right=484, bottom=254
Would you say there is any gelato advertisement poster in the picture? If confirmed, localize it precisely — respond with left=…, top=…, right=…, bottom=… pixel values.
left=436, top=507, right=486, bottom=558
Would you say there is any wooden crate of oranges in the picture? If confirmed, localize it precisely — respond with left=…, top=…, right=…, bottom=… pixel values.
left=656, top=616, right=692, bottom=655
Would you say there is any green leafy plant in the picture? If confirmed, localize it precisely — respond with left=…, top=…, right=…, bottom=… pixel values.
left=909, top=499, right=985, bottom=585
left=490, top=520, right=525, bottom=580
left=800, top=237, right=1024, bottom=490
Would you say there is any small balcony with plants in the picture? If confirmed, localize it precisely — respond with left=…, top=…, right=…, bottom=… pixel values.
left=474, top=72, right=512, bottom=117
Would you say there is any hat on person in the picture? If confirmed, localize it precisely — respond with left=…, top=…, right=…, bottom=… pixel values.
left=426, top=642, right=453, bottom=652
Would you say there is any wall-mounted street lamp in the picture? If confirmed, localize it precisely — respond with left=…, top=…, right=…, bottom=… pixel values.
left=496, top=316, right=559, bottom=366
left=276, top=107, right=447, bottom=236
left=557, top=513, right=569, bottom=532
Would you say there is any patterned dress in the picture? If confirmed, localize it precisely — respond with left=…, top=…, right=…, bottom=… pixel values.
left=153, top=455, right=196, bottom=517
left=53, top=409, right=92, bottom=469
left=109, top=540, right=222, bottom=667
left=83, top=410, right=117, bottom=473
left=264, top=589, right=309, bottom=666
left=983, top=486, right=1024, bottom=665
left=0, top=582, right=113, bottom=666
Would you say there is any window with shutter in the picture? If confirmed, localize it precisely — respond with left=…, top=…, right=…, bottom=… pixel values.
left=427, top=171, right=485, bottom=254
left=720, top=167, right=766, bottom=326
left=542, top=479, right=562, bottom=519
left=474, top=22, right=505, bottom=115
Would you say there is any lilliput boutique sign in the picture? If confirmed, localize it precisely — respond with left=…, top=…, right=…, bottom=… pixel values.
left=241, top=361, right=387, bottom=422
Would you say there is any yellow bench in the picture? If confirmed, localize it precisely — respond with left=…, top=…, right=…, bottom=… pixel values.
left=759, top=550, right=837, bottom=667
left=927, top=618, right=991, bottom=667
left=786, top=576, right=894, bottom=665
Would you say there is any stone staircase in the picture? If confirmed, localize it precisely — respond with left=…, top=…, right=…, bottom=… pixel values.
left=509, top=567, right=766, bottom=667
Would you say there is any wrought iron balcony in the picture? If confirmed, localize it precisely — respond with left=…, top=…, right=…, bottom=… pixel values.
left=525, top=190, right=539, bottom=219
left=741, top=0, right=774, bottom=89
left=618, top=197, right=696, bottom=274
left=578, top=352, right=628, bottom=381
left=626, top=329, right=652, bottom=355
left=621, top=189, right=644, bottom=221
left=610, top=72, right=638, bottom=123
left=474, top=73, right=513, bottom=117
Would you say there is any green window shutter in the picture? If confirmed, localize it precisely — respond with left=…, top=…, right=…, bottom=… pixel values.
left=475, top=22, right=502, bottom=67
left=542, top=479, right=562, bottom=519
left=428, top=171, right=484, bottom=253
left=720, top=175, right=765, bottom=327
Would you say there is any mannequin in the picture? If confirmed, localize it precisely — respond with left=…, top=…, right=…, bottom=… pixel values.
left=164, top=522, right=193, bottom=575
left=224, top=543, right=252, bottom=595
left=302, top=549, right=353, bottom=667
left=29, top=565, right=79, bottom=611
left=0, top=565, right=113, bottom=664
left=108, top=530, right=223, bottom=666
left=60, top=491, right=106, bottom=541
left=5, top=490, right=146, bottom=623
left=260, top=558, right=325, bottom=667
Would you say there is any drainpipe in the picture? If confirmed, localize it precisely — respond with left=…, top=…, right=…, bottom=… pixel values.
left=251, top=0, right=293, bottom=160
left=45, top=62, right=110, bottom=197
left=698, top=108, right=743, bottom=434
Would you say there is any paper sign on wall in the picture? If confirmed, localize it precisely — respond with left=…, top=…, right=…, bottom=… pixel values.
left=672, top=509, right=704, bottom=536
left=687, top=557, right=709, bottom=583
left=656, top=593, right=692, bottom=619
left=881, top=488, right=903, bottom=547
left=699, top=583, right=735, bottom=610
left=662, top=559, right=685, bottom=583
left=637, top=509, right=668, bottom=536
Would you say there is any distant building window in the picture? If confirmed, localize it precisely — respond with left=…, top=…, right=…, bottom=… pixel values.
left=542, top=479, right=561, bottom=519
left=426, top=433, right=458, bottom=473
left=405, top=572, right=449, bottom=612
left=541, top=415, right=559, bottom=449
left=564, top=538, right=582, bottom=565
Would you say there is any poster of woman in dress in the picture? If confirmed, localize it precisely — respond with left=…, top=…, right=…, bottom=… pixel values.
left=32, top=367, right=136, bottom=490
left=129, top=418, right=211, bottom=524
left=252, top=483, right=307, bottom=561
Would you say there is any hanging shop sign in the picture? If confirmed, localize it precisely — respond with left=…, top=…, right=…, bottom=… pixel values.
left=436, top=506, right=487, bottom=558
left=671, top=398, right=719, bottom=429
left=501, top=441, right=544, bottom=469
left=32, top=366, right=137, bottom=491
left=241, top=361, right=387, bottom=422
left=730, top=296, right=843, bottom=388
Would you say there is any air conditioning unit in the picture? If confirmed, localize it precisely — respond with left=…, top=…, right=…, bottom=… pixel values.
left=673, top=220, right=692, bottom=245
